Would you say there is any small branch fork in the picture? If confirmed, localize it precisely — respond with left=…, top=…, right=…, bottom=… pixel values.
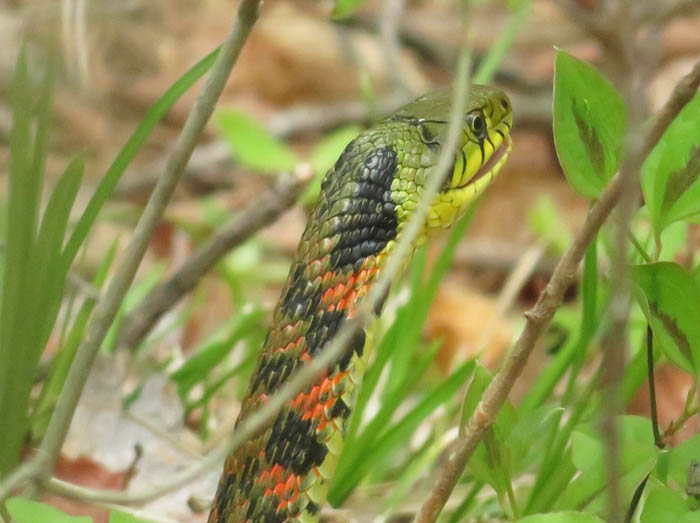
left=415, top=56, right=700, bottom=523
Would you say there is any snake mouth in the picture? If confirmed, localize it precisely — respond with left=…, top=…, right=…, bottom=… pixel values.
left=456, top=134, right=512, bottom=189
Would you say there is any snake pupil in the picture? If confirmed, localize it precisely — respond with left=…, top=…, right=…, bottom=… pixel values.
left=468, top=112, right=486, bottom=139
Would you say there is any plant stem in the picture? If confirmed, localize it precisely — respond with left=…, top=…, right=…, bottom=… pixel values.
left=646, top=326, right=663, bottom=448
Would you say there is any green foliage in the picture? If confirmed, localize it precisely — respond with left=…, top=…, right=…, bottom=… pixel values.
left=171, top=305, right=265, bottom=404
left=450, top=53, right=700, bottom=522
left=6, top=498, right=92, bottom=523
left=332, top=0, right=368, bottom=19
left=631, top=262, right=700, bottom=374
left=640, top=485, right=696, bottom=522
left=329, top=207, right=479, bottom=506
left=109, top=510, right=156, bottom=523
left=6, top=499, right=154, bottom=523
left=216, top=109, right=299, bottom=173
left=528, top=195, right=572, bottom=255
left=642, top=92, right=700, bottom=235
left=553, top=50, right=626, bottom=198
left=517, top=513, right=604, bottom=523
left=0, top=45, right=217, bottom=477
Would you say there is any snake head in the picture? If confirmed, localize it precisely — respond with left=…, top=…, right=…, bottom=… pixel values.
left=391, top=84, right=513, bottom=230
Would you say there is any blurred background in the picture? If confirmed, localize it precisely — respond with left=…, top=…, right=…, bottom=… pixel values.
left=1, top=1, right=699, bottom=521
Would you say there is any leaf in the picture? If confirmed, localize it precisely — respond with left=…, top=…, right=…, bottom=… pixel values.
left=558, top=416, right=659, bottom=512
left=6, top=498, right=92, bottom=523
left=109, top=510, right=155, bottom=523
left=668, top=434, right=700, bottom=490
left=528, top=196, right=572, bottom=255
left=642, top=92, right=700, bottom=234
left=631, top=262, right=700, bottom=374
left=62, top=47, right=220, bottom=271
left=171, top=305, right=265, bottom=398
left=329, top=359, right=475, bottom=505
left=641, top=485, right=696, bottom=523
left=332, top=0, right=369, bottom=20
left=553, top=51, right=626, bottom=198
left=217, top=109, right=298, bottom=173
left=517, top=513, right=604, bottom=523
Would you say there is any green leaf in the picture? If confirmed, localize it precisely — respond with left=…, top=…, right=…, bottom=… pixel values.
left=332, top=0, right=369, bottom=20
left=528, top=196, right=572, bottom=255
left=62, top=47, right=220, bottom=272
left=553, top=51, right=626, bottom=198
left=329, top=359, right=475, bottom=505
left=30, top=157, right=84, bottom=355
left=668, top=434, right=700, bottom=490
left=641, top=485, right=696, bottom=523
left=0, top=48, right=45, bottom=475
left=6, top=498, right=92, bottom=523
left=517, top=513, right=604, bottom=523
left=642, top=92, right=700, bottom=234
left=171, top=305, right=265, bottom=399
left=631, top=262, right=700, bottom=374
left=32, top=237, right=118, bottom=439
left=558, top=416, right=659, bottom=512
left=109, top=510, right=155, bottom=523
left=304, top=125, right=361, bottom=203
left=217, top=109, right=298, bottom=173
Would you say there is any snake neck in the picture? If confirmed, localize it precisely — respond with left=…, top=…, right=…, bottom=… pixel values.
left=209, top=85, right=513, bottom=523
left=209, top=125, right=413, bottom=523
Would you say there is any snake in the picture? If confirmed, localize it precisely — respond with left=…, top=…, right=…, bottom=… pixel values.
left=208, top=85, right=513, bottom=522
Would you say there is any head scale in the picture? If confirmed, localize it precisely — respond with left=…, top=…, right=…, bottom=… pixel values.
left=390, top=84, right=513, bottom=230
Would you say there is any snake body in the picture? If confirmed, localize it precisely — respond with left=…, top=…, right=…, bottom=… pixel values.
left=209, top=86, right=513, bottom=522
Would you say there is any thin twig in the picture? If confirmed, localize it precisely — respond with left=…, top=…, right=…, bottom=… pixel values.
left=643, top=58, right=700, bottom=153
left=414, top=55, right=700, bottom=523
left=117, top=166, right=312, bottom=349
left=0, top=0, right=262, bottom=501
left=379, top=0, right=410, bottom=93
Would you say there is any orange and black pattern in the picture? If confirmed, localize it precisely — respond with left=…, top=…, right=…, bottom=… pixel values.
left=208, top=86, right=513, bottom=522
left=209, top=126, right=403, bottom=522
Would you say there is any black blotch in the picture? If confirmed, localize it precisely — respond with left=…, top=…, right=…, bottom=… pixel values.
left=305, top=309, right=345, bottom=356
left=307, top=501, right=320, bottom=515
left=261, top=507, right=285, bottom=523
left=338, top=329, right=365, bottom=371
left=265, top=410, right=328, bottom=475
left=213, top=472, right=236, bottom=521
left=280, top=265, right=322, bottom=319
left=373, top=285, right=390, bottom=315
left=238, top=455, right=258, bottom=498
left=328, top=146, right=398, bottom=271
left=330, top=398, right=351, bottom=419
left=249, top=352, right=301, bottom=394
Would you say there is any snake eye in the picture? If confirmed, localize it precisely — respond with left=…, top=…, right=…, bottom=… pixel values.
left=467, top=112, right=486, bottom=139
